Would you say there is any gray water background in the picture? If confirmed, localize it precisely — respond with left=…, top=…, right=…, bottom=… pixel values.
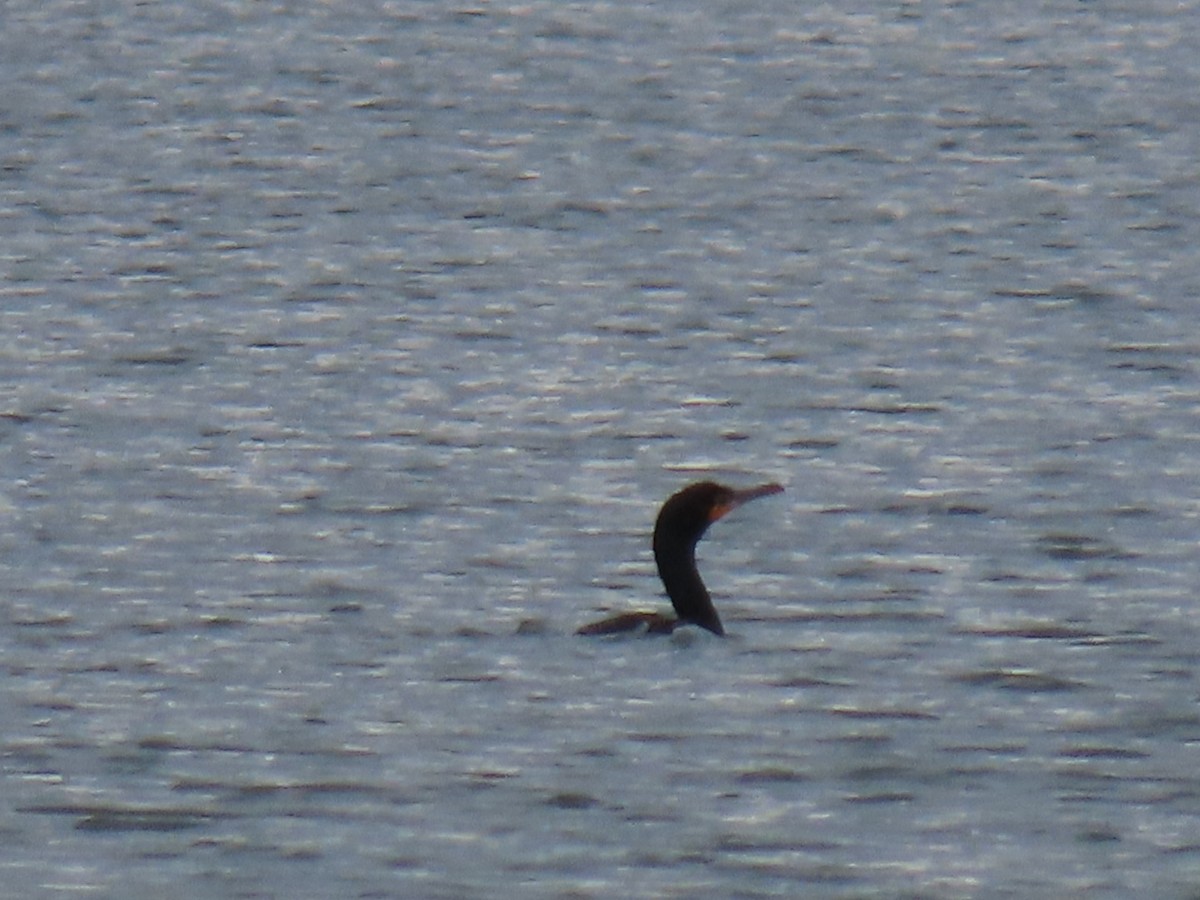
left=3, top=1, right=1200, bottom=897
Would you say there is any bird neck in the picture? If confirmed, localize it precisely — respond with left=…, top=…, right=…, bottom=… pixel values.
left=653, top=530, right=724, bottom=636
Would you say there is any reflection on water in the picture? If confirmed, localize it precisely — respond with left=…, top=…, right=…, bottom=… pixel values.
left=3, top=0, right=1200, bottom=896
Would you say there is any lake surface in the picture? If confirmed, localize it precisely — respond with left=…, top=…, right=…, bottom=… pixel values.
left=3, top=1, right=1200, bottom=896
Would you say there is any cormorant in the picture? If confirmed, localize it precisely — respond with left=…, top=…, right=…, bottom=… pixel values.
left=577, top=480, right=783, bottom=636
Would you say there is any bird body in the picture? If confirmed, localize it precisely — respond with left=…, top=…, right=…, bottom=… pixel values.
left=578, top=480, right=782, bottom=637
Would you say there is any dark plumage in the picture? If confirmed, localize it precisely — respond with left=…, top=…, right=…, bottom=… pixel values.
left=577, top=480, right=783, bottom=637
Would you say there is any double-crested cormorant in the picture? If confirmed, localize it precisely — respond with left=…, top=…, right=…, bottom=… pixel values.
left=577, top=480, right=783, bottom=637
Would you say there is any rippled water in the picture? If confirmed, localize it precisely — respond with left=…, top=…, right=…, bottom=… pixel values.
left=3, top=1, right=1200, bottom=897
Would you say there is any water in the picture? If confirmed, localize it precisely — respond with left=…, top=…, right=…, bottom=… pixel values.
left=2, top=1, right=1200, bottom=896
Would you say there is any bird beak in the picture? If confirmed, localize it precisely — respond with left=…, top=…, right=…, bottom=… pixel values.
left=708, top=482, right=784, bottom=522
